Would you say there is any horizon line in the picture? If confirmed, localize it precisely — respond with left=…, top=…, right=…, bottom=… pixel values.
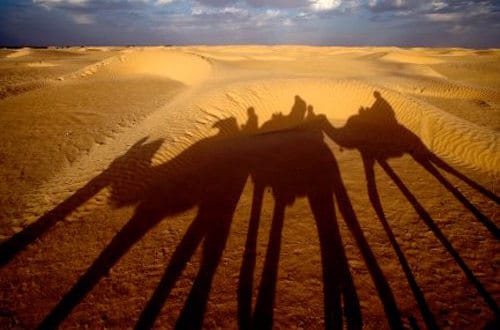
left=2, top=44, right=499, bottom=51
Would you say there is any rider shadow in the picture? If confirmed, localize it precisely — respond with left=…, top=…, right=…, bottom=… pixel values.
left=136, top=97, right=368, bottom=330
left=237, top=96, right=402, bottom=330
left=326, top=91, right=499, bottom=238
left=238, top=119, right=364, bottom=330
left=322, top=91, right=500, bottom=327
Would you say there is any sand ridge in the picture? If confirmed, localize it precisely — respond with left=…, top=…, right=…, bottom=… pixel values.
left=65, top=48, right=212, bottom=85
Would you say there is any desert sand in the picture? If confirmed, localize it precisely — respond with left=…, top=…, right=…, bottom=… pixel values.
left=0, top=46, right=498, bottom=329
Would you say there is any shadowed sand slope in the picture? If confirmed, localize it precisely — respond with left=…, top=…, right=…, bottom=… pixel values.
left=0, top=46, right=498, bottom=329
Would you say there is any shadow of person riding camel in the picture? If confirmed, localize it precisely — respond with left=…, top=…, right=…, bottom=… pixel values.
left=239, top=92, right=499, bottom=330
left=1, top=92, right=498, bottom=329
left=323, top=91, right=499, bottom=240
left=34, top=97, right=363, bottom=330
left=318, top=91, right=500, bottom=324
left=131, top=97, right=378, bottom=330
left=237, top=95, right=403, bottom=330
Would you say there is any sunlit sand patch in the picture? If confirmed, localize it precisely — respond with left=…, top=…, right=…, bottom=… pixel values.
left=26, top=61, right=57, bottom=67
left=380, top=52, right=444, bottom=65
left=64, top=48, right=211, bottom=85
left=5, top=48, right=32, bottom=58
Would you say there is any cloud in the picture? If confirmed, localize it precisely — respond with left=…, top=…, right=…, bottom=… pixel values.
left=34, top=0, right=89, bottom=4
left=33, top=0, right=89, bottom=9
left=362, top=0, right=499, bottom=29
left=0, top=0, right=493, bottom=47
left=191, top=5, right=249, bottom=17
left=425, top=12, right=462, bottom=22
left=194, top=0, right=233, bottom=7
left=187, top=4, right=287, bottom=30
left=245, top=0, right=306, bottom=8
left=33, top=0, right=155, bottom=11
left=365, top=0, right=499, bottom=17
left=71, top=12, right=94, bottom=23
left=367, top=0, right=420, bottom=12
left=309, top=0, right=342, bottom=11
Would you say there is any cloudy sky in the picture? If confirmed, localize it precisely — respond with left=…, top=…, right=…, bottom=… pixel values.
left=1, top=0, right=499, bottom=47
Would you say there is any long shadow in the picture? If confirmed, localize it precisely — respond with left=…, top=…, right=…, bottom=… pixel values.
left=103, top=96, right=376, bottom=330
left=38, top=117, right=251, bottom=329
left=325, top=91, right=499, bottom=237
left=137, top=97, right=365, bottom=330
left=3, top=92, right=497, bottom=329
left=0, top=137, right=164, bottom=267
left=17, top=96, right=403, bottom=329
left=237, top=96, right=400, bottom=330
left=322, top=91, right=500, bottom=323
left=362, top=154, right=439, bottom=330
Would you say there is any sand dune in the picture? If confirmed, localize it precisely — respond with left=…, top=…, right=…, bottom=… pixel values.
left=0, top=47, right=122, bottom=99
left=67, top=48, right=212, bottom=85
left=0, top=46, right=498, bottom=329
left=5, top=48, right=32, bottom=58
left=380, top=51, right=444, bottom=65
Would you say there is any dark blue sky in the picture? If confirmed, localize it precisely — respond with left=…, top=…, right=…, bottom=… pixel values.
left=1, top=0, right=499, bottom=47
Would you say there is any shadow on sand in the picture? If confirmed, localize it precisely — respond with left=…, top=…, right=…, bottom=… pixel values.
left=1, top=92, right=498, bottom=329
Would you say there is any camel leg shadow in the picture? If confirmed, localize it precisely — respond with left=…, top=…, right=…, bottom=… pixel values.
left=38, top=202, right=167, bottom=329
left=136, top=183, right=246, bottom=330
left=413, top=153, right=499, bottom=239
left=333, top=157, right=404, bottom=330
left=1, top=137, right=163, bottom=268
left=428, top=153, right=499, bottom=204
left=238, top=183, right=265, bottom=330
left=308, top=186, right=362, bottom=330
left=378, top=160, right=500, bottom=316
left=252, top=198, right=286, bottom=330
left=174, top=206, right=236, bottom=330
left=362, top=155, right=439, bottom=330
left=0, top=179, right=105, bottom=267
left=133, top=210, right=208, bottom=329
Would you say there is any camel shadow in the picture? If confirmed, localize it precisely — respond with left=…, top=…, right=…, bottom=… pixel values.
left=31, top=96, right=372, bottom=330
left=135, top=96, right=368, bottom=330
left=237, top=92, right=499, bottom=329
left=35, top=117, right=252, bottom=329
left=321, top=91, right=500, bottom=328
left=1, top=93, right=498, bottom=329
left=237, top=96, right=396, bottom=330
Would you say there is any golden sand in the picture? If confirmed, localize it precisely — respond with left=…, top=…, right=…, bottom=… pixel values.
left=0, top=46, right=498, bottom=329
